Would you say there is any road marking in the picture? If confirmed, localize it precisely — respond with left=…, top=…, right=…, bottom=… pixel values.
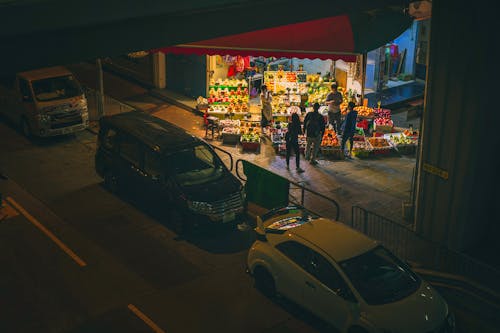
left=6, top=197, right=87, bottom=267
left=128, top=304, right=166, bottom=333
left=1, top=199, right=20, bottom=220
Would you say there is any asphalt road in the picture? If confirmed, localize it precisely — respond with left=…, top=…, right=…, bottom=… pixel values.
left=0, top=120, right=332, bottom=333
left=1, top=100, right=499, bottom=333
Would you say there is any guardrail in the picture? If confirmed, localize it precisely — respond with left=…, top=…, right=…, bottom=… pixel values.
left=212, top=145, right=234, bottom=171
left=235, top=159, right=340, bottom=221
left=350, top=205, right=500, bottom=294
left=83, top=86, right=136, bottom=120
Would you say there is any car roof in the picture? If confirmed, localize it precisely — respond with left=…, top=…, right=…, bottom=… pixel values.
left=100, top=110, right=199, bottom=153
left=286, top=218, right=378, bottom=262
left=18, top=66, right=73, bottom=81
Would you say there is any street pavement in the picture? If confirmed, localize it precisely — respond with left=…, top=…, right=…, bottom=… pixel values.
left=0, top=63, right=498, bottom=333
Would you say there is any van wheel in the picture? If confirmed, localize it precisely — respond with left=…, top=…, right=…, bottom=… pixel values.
left=170, top=209, right=192, bottom=235
left=104, top=172, right=119, bottom=193
left=254, top=266, right=276, bottom=298
left=21, top=118, right=32, bottom=138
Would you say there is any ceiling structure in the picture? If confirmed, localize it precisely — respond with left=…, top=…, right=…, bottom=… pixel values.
left=0, top=0, right=411, bottom=73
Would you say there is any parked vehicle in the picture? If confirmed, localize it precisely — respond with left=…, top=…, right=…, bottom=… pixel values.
left=247, top=206, right=455, bottom=333
left=95, top=110, right=245, bottom=233
left=0, top=66, right=89, bottom=137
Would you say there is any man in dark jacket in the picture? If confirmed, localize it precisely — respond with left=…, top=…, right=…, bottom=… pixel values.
left=304, top=103, right=326, bottom=165
left=341, top=102, right=358, bottom=158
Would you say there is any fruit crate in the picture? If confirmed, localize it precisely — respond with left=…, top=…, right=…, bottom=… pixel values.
left=367, top=138, right=393, bottom=156
left=320, top=146, right=344, bottom=160
left=221, top=132, right=241, bottom=145
left=374, top=124, right=394, bottom=133
left=241, top=140, right=261, bottom=152
left=394, top=143, right=416, bottom=155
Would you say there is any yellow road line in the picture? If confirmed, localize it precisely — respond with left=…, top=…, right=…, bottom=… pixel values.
left=6, top=197, right=87, bottom=267
left=128, top=304, right=166, bottom=333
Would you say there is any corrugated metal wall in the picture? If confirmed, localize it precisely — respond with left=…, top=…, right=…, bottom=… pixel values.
left=415, top=0, right=500, bottom=251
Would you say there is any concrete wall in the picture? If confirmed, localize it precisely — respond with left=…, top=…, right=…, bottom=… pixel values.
left=415, top=0, right=499, bottom=251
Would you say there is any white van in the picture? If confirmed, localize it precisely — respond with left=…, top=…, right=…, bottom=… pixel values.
left=0, top=66, right=89, bottom=137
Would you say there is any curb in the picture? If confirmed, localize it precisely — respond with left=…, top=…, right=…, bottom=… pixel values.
left=149, top=89, right=203, bottom=116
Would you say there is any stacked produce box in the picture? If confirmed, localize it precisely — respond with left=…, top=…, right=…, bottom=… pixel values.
left=207, top=79, right=249, bottom=117
left=320, top=129, right=343, bottom=159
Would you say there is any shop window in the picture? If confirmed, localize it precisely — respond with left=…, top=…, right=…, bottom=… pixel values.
left=144, top=149, right=162, bottom=178
left=119, top=135, right=141, bottom=165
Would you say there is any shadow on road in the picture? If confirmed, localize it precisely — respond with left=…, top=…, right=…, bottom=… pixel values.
left=106, top=183, right=255, bottom=254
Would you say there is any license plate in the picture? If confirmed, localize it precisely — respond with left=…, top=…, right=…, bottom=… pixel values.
left=222, top=212, right=235, bottom=223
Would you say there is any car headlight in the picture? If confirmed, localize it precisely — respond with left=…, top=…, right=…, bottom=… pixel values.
left=36, top=114, right=51, bottom=124
left=446, top=312, right=455, bottom=329
left=76, top=98, right=88, bottom=109
left=240, top=187, right=246, bottom=202
left=187, top=200, right=213, bottom=214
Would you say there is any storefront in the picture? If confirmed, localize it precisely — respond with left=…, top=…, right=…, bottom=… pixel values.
left=144, top=9, right=417, bottom=156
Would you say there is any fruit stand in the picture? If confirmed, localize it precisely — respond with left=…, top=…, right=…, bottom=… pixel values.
left=320, top=129, right=343, bottom=160
left=207, top=78, right=249, bottom=119
left=386, top=130, right=419, bottom=155
left=219, top=119, right=241, bottom=144
left=241, top=132, right=261, bottom=151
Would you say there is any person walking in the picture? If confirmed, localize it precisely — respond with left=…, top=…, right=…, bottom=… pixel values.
left=341, top=101, right=358, bottom=159
left=285, top=113, right=304, bottom=173
left=304, top=102, right=325, bottom=165
left=325, top=84, right=343, bottom=132
left=260, top=85, right=273, bottom=129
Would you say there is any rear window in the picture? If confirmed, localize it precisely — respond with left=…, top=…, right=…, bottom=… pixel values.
left=31, top=75, right=83, bottom=102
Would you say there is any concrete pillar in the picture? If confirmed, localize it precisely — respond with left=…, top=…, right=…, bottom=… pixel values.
left=152, top=52, right=166, bottom=89
left=415, top=0, right=499, bottom=251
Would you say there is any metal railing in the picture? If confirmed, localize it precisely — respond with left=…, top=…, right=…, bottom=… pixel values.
left=235, top=159, right=340, bottom=221
left=212, top=145, right=234, bottom=171
left=83, top=86, right=136, bottom=120
left=350, top=205, right=500, bottom=294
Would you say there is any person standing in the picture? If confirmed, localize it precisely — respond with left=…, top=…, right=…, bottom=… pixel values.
left=285, top=113, right=304, bottom=173
left=341, top=101, right=358, bottom=159
left=260, top=85, right=273, bottom=129
left=304, top=103, right=325, bottom=165
left=325, top=84, right=343, bottom=132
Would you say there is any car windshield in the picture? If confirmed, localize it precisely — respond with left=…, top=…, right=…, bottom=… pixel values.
left=31, top=75, right=83, bottom=102
left=170, top=144, right=224, bottom=186
left=339, top=246, right=421, bottom=305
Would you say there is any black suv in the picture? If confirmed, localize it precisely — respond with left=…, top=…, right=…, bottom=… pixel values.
left=95, top=111, right=245, bottom=233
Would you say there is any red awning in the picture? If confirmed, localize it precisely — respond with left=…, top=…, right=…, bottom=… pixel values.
left=155, top=15, right=358, bottom=61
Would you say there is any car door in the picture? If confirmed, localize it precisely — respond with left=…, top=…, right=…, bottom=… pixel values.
left=140, top=148, right=168, bottom=209
left=303, top=249, right=357, bottom=331
left=116, top=133, right=144, bottom=197
left=273, top=241, right=311, bottom=305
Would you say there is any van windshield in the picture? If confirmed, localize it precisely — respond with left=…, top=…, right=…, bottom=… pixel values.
left=31, top=75, right=83, bottom=102
left=170, top=144, right=224, bottom=186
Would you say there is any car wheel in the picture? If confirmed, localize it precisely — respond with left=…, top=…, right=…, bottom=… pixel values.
left=21, top=118, right=32, bottom=138
left=254, top=266, right=276, bottom=298
left=104, top=172, right=119, bottom=193
left=348, top=326, right=369, bottom=333
left=170, top=209, right=192, bottom=235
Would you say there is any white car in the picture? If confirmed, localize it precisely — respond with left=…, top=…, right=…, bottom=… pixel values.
left=246, top=206, right=455, bottom=333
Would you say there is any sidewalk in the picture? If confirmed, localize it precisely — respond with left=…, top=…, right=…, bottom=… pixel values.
left=69, top=62, right=416, bottom=226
